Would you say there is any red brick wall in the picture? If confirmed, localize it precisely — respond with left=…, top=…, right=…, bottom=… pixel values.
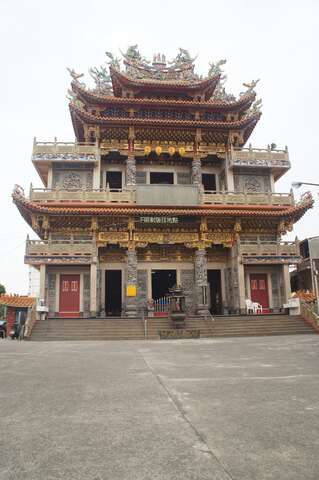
left=6, top=307, right=15, bottom=336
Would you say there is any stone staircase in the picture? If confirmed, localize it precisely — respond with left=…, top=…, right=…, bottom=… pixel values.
left=30, top=318, right=145, bottom=341
left=29, top=314, right=315, bottom=341
left=211, top=314, right=315, bottom=337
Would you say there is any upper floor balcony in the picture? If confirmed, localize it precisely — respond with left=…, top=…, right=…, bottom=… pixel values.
left=32, top=138, right=98, bottom=158
left=239, top=238, right=300, bottom=264
left=229, top=145, right=291, bottom=180
left=25, top=238, right=96, bottom=265
left=29, top=186, right=295, bottom=207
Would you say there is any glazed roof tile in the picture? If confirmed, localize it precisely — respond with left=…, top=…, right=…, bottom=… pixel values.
left=0, top=294, right=35, bottom=308
left=73, top=81, right=255, bottom=111
left=70, top=103, right=261, bottom=129
left=12, top=190, right=313, bottom=223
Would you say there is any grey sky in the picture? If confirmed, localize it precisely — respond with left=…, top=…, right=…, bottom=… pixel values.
left=1, top=0, right=318, bottom=294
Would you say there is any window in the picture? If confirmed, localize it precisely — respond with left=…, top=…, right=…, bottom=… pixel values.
left=150, top=172, right=174, bottom=185
left=71, top=281, right=78, bottom=292
left=62, top=281, right=69, bottom=292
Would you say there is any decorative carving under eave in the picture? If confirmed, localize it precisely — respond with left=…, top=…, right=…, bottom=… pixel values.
left=31, top=216, right=41, bottom=234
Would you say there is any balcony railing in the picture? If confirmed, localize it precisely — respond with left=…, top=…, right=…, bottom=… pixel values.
left=239, top=240, right=299, bottom=257
left=25, top=239, right=95, bottom=257
left=32, top=139, right=98, bottom=159
left=29, top=186, right=294, bottom=207
left=30, top=187, right=135, bottom=203
left=201, top=190, right=294, bottom=206
left=229, top=145, right=290, bottom=170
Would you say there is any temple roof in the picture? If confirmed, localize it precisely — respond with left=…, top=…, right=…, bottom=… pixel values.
left=72, top=80, right=256, bottom=113
left=12, top=189, right=314, bottom=233
left=69, top=102, right=261, bottom=129
left=67, top=46, right=261, bottom=105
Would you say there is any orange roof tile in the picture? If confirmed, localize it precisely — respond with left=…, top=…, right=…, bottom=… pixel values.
left=0, top=294, right=35, bottom=308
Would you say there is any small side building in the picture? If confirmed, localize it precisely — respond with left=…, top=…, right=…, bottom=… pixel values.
left=0, top=294, right=36, bottom=336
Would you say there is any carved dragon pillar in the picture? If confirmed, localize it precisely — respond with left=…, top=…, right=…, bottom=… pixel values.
left=125, top=244, right=138, bottom=317
left=191, top=155, right=202, bottom=186
left=194, top=247, right=209, bottom=315
left=126, top=156, right=136, bottom=186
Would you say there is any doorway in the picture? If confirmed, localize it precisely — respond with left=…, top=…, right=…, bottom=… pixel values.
left=250, top=274, right=269, bottom=310
left=59, top=274, right=80, bottom=317
left=151, top=270, right=177, bottom=300
left=202, top=173, right=216, bottom=191
left=105, top=270, right=122, bottom=316
left=207, top=270, right=222, bottom=314
left=106, top=171, right=122, bottom=189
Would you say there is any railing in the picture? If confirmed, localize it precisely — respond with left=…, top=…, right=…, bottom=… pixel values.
left=26, top=239, right=95, bottom=257
left=153, top=296, right=171, bottom=314
left=32, top=138, right=97, bottom=156
left=239, top=240, right=299, bottom=257
left=201, top=190, right=294, bottom=206
left=30, top=187, right=135, bottom=204
left=300, top=301, right=319, bottom=331
left=29, top=186, right=294, bottom=207
left=229, top=145, right=290, bottom=169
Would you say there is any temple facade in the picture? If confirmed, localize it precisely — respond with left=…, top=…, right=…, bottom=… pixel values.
left=13, top=46, right=313, bottom=318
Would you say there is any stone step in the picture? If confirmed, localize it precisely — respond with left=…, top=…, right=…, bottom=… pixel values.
left=29, top=315, right=316, bottom=341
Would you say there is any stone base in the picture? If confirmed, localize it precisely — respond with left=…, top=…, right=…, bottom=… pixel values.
left=159, top=329, right=200, bottom=340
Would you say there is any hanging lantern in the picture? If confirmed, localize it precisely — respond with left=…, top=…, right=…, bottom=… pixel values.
left=168, top=146, right=175, bottom=156
left=144, top=146, right=151, bottom=155
left=179, top=147, right=186, bottom=157
left=155, top=146, right=162, bottom=156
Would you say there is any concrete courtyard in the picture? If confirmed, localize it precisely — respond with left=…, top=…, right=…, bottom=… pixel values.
left=1, top=335, right=319, bottom=480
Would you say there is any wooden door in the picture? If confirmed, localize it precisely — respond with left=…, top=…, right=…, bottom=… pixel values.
left=59, top=274, right=80, bottom=317
left=250, top=274, right=269, bottom=309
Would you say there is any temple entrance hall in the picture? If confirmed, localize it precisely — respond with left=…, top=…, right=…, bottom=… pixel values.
left=151, top=269, right=176, bottom=300
left=105, top=270, right=122, bottom=316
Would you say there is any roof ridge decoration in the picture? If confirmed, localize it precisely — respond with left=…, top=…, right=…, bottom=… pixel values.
left=66, top=45, right=262, bottom=108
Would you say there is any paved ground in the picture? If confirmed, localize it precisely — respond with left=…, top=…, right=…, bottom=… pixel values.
left=1, top=336, right=319, bottom=480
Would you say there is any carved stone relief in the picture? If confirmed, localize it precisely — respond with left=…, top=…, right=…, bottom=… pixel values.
left=83, top=273, right=90, bottom=316
left=233, top=174, right=271, bottom=193
left=52, top=169, right=93, bottom=190
left=137, top=270, right=148, bottom=311
left=180, top=269, right=195, bottom=312
left=48, top=274, right=56, bottom=313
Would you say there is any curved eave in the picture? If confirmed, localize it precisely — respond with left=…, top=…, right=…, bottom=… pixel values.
left=70, top=103, right=261, bottom=131
left=12, top=192, right=314, bottom=225
left=72, top=81, right=255, bottom=113
left=110, top=67, right=220, bottom=99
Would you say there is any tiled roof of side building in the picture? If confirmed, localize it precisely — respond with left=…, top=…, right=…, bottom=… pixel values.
left=0, top=294, right=36, bottom=308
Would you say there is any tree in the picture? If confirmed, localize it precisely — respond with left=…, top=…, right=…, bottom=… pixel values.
left=0, top=283, right=6, bottom=319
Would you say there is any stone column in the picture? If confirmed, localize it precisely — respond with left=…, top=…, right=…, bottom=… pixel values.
left=125, top=247, right=138, bottom=317
left=282, top=264, right=291, bottom=303
left=90, top=262, right=98, bottom=317
left=194, top=248, right=209, bottom=315
left=192, top=156, right=202, bottom=186
left=39, top=264, right=46, bottom=303
left=126, top=156, right=136, bottom=186
left=237, top=262, right=246, bottom=313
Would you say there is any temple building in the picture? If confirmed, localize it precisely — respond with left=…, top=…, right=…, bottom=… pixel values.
left=13, top=46, right=313, bottom=319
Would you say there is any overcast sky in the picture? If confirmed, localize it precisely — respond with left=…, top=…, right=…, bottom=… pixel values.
left=1, top=0, right=319, bottom=294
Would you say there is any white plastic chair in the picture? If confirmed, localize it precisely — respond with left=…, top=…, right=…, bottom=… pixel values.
left=245, top=299, right=254, bottom=314
left=253, top=302, right=263, bottom=314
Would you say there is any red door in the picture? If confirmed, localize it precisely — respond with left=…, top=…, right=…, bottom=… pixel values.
left=59, top=274, right=80, bottom=317
left=250, top=274, right=269, bottom=311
